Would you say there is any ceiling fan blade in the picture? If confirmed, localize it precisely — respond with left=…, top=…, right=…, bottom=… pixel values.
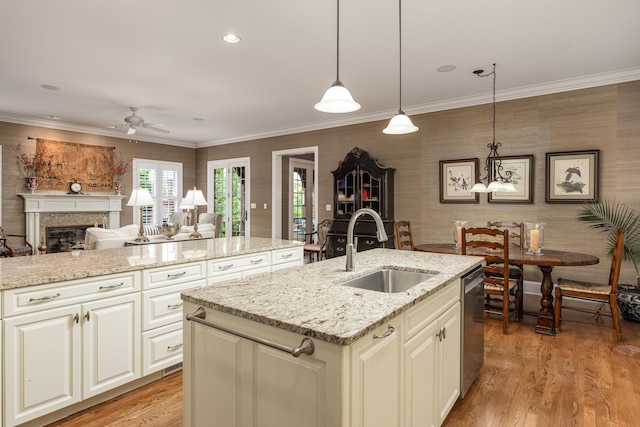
left=146, top=126, right=170, bottom=134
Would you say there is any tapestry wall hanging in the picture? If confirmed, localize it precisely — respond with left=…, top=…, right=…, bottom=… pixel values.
left=36, top=139, right=115, bottom=191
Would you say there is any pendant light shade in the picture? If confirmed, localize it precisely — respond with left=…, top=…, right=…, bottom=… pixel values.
left=383, top=110, right=419, bottom=134
left=315, top=79, right=361, bottom=113
left=314, top=0, right=360, bottom=114
left=384, top=0, right=418, bottom=135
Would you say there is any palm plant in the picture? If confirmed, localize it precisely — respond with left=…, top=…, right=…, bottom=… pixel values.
left=578, top=200, right=640, bottom=288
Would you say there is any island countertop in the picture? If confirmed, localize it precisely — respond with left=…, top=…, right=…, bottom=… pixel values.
left=0, top=237, right=301, bottom=290
left=181, top=248, right=482, bottom=345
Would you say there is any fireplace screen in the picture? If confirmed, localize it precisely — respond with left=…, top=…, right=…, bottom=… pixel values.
left=46, top=225, right=97, bottom=253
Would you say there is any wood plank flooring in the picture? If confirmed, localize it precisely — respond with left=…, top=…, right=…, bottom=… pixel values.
left=47, top=307, right=640, bottom=427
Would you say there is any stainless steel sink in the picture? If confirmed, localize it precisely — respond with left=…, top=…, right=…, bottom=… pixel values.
left=341, top=269, right=437, bottom=293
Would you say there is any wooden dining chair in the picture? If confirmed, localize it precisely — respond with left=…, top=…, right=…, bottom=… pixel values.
left=554, top=228, right=625, bottom=341
left=395, top=221, right=414, bottom=251
left=487, top=221, right=525, bottom=291
left=462, top=227, right=522, bottom=334
left=303, top=219, right=333, bottom=262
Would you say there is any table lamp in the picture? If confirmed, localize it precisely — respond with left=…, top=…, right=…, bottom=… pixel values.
left=181, top=187, right=208, bottom=238
left=127, top=187, right=154, bottom=243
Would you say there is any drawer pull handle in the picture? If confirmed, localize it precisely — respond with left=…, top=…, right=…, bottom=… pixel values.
left=167, top=343, right=183, bottom=351
left=218, top=264, right=234, bottom=270
left=338, top=238, right=346, bottom=243
left=365, top=240, right=375, bottom=245
left=167, top=271, right=187, bottom=279
left=99, top=282, right=124, bottom=290
left=167, top=302, right=183, bottom=309
left=73, top=313, right=80, bottom=324
left=29, top=293, right=61, bottom=303
left=373, top=325, right=395, bottom=340
left=281, top=253, right=293, bottom=259
left=436, top=326, right=447, bottom=341
left=85, top=311, right=91, bottom=322
left=336, top=247, right=345, bottom=253
left=251, top=258, right=265, bottom=264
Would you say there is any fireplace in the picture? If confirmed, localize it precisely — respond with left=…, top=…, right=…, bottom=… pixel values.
left=46, top=225, right=98, bottom=253
left=18, top=192, right=125, bottom=254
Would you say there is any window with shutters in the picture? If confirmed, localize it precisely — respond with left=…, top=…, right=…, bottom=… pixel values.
left=132, top=159, right=183, bottom=225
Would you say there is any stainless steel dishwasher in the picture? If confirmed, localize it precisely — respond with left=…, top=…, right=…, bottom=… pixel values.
left=460, top=265, right=484, bottom=398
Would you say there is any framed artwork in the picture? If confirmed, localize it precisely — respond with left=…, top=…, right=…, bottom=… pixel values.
left=488, top=155, right=534, bottom=203
left=545, top=150, right=599, bottom=203
left=439, top=158, right=479, bottom=203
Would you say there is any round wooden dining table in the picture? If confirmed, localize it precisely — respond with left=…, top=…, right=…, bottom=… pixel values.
left=414, top=243, right=599, bottom=335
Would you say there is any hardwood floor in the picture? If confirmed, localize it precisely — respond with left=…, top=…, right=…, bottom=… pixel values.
left=47, top=306, right=640, bottom=427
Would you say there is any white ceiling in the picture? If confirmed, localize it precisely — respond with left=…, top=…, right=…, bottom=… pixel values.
left=1, top=0, right=639, bottom=148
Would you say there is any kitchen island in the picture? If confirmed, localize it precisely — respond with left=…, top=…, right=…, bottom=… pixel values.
left=182, top=248, right=482, bottom=427
left=0, top=237, right=302, bottom=427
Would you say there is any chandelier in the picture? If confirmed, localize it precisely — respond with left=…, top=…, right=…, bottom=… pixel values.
left=470, top=64, right=516, bottom=193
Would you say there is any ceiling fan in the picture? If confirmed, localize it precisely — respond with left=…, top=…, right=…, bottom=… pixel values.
left=110, top=107, right=170, bottom=135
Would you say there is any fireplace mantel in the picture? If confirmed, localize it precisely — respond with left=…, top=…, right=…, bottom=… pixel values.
left=19, top=192, right=125, bottom=250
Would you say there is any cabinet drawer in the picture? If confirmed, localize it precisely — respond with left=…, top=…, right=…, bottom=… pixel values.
left=272, top=247, right=302, bottom=265
left=208, top=253, right=271, bottom=275
left=142, top=261, right=206, bottom=290
left=142, top=322, right=184, bottom=376
left=143, top=280, right=205, bottom=331
left=3, top=271, right=140, bottom=317
left=405, top=280, right=460, bottom=340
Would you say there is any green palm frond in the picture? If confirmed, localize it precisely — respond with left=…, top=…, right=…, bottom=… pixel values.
left=578, top=200, right=640, bottom=279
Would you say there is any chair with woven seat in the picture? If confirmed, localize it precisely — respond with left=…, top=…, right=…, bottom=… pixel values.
left=395, top=221, right=415, bottom=251
left=303, top=219, right=332, bottom=262
left=554, top=228, right=625, bottom=341
left=0, top=227, right=33, bottom=257
left=462, top=227, right=522, bottom=334
left=487, top=221, right=525, bottom=306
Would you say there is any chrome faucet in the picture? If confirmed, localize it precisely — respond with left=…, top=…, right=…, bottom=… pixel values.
left=346, top=208, right=389, bottom=271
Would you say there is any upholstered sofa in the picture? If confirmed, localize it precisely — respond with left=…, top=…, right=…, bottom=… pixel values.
left=84, top=223, right=216, bottom=250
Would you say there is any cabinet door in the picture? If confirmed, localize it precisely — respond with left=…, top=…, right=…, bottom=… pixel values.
left=350, top=319, right=403, bottom=427
left=404, top=319, right=440, bottom=427
left=4, top=305, right=81, bottom=427
left=82, top=293, right=141, bottom=398
left=438, top=302, right=461, bottom=424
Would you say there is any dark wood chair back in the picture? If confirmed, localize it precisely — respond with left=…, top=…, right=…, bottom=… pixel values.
left=395, top=221, right=415, bottom=251
left=487, top=221, right=524, bottom=248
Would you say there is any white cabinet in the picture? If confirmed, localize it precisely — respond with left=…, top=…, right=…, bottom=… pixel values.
left=3, top=290, right=140, bottom=427
left=183, top=302, right=342, bottom=427
left=349, top=318, right=403, bottom=427
left=141, top=261, right=206, bottom=375
left=404, top=281, right=461, bottom=427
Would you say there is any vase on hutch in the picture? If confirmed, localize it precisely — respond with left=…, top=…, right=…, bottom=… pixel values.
left=114, top=176, right=124, bottom=195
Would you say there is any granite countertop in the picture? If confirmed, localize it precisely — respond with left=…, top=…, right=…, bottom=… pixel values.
left=181, top=248, right=482, bottom=346
left=0, top=237, right=301, bottom=290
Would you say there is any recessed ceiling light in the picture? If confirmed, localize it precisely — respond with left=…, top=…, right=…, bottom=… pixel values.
left=41, top=84, right=61, bottom=90
left=192, top=117, right=205, bottom=121
left=436, top=65, right=457, bottom=73
left=222, top=33, right=241, bottom=44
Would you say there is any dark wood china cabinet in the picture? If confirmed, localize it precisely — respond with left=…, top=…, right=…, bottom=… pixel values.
left=326, top=147, right=396, bottom=258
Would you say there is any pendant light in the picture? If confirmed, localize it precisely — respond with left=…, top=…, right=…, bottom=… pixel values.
left=470, top=63, right=517, bottom=193
left=314, top=0, right=360, bottom=113
left=383, top=0, right=418, bottom=134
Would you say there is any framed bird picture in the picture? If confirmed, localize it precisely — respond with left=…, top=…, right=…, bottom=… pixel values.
left=545, top=150, right=599, bottom=203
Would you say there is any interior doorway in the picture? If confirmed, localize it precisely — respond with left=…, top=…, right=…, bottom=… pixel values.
left=271, top=147, right=318, bottom=240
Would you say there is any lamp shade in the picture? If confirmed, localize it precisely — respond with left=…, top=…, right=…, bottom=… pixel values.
left=314, top=80, right=361, bottom=113
left=182, top=187, right=207, bottom=206
left=126, top=187, right=154, bottom=206
left=469, top=183, right=489, bottom=193
left=383, top=112, right=419, bottom=134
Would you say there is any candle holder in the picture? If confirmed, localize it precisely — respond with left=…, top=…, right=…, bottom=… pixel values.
left=524, top=222, right=545, bottom=255
left=453, top=220, right=469, bottom=249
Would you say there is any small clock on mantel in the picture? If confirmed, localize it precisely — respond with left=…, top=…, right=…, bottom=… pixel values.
left=68, top=179, right=83, bottom=194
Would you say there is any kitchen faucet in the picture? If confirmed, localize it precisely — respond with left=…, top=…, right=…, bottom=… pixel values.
left=345, top=208, right=389, bottom=271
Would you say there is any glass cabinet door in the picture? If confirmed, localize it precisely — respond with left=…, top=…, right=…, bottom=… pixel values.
left=360, top=171, right=381, bottom=213
left=336, top=170, right=356, bottom=217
